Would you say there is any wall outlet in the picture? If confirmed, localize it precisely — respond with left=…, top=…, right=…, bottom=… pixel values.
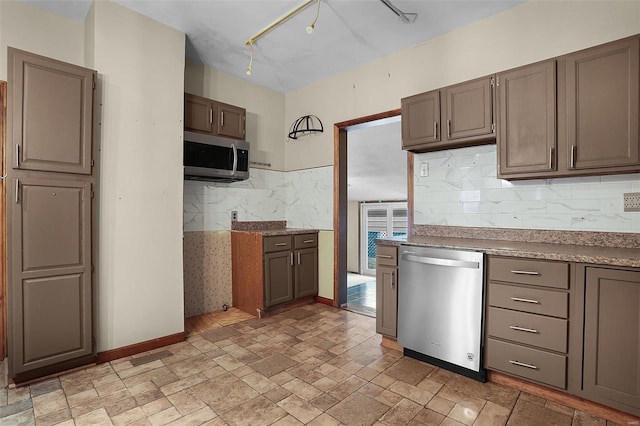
left=231, top=210, right=238, bottom=221
left=623, top=193, right=640, bottom=212
left=420, top=162, right=429, bottom=177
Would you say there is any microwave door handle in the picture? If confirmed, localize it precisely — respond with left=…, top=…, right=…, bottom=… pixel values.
left=231, top=143, right=238, bottom=176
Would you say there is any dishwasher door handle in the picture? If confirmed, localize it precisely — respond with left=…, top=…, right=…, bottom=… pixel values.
left=401, top=253, right=480, bottom=269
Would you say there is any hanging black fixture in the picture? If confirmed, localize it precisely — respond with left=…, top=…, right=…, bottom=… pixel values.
left=288, top=115, right=324, bottom=140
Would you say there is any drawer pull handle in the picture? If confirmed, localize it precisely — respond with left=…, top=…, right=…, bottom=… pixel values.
left=509, top=325, right=538, bottom=334
left=377, top=255, right=393, bottom=259
left=510, top=297, right=540, bottom=304
left=509, top=360, right=538, bottom=370
left=303, top=240, right=314, bottom=243
left=511, top=270, right=539, bottom=276
left=274, top=243, right=288, bottom=247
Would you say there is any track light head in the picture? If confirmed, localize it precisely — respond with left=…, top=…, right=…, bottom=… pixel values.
left=306, top=24, right=314, bottom=34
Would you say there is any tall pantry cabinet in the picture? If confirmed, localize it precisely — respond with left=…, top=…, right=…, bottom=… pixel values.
left=6, top=48, right=97, bottom=381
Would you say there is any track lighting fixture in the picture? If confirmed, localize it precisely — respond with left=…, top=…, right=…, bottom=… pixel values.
left=244, top=0, right=321, bottom=76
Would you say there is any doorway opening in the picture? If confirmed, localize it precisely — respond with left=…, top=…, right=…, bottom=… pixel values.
left=334, top=110, right=413, bottom=315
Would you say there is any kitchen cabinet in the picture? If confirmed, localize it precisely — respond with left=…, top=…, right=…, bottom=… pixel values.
left=375, top=245, right=398, bottom=338
left=564, top=36, right=639, bottom=172
left=572, top=265, right=640, bottom=416
left=496, top=60, right=557, bottom=178
left=402, top=76, right=495, bottom=152
left=184, top=93, right=246, bottom=140
left=498, top=35, right=640, bottom=179
left=485, top=256, right=571, bottom=389
left=232, top=231, right=318, bottom=315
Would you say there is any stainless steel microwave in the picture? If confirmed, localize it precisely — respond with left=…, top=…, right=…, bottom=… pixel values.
left=183, top=131, right=249, bottom=182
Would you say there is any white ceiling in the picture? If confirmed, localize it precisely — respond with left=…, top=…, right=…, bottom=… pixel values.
left=25, top=0, right=525, bottom=93
left=347, top=119, right=407, bottom=202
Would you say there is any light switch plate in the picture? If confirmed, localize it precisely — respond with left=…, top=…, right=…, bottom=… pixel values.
left=623, top=193, right=640, bottom=212
left=420, top=163, right=429, bottom=177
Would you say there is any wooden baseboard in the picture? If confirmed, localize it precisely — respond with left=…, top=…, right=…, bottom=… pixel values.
left=488, top=371, right=640, bottom=424
left=314, top=296, right=334, bottom=307
left=96, top=332, right=185, bottom=364
left=381, top=336, right=403, bottom=352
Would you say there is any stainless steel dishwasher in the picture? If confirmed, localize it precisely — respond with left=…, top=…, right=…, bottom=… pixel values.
left=398, top=244, right=486, bottom=382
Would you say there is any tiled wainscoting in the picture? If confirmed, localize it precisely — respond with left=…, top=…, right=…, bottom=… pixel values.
left=0, top=304, right=632, bottom=425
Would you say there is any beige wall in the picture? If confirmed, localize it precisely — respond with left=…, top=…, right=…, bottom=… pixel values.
left=347, top=201, right=359, bottom=273
left=0, top=0, right=85, bottom=80
left=90, top=1, right=185, bottom=351
left=284, top=0, right=640, bottom=171
left=184, top=61, right=286, bottom=171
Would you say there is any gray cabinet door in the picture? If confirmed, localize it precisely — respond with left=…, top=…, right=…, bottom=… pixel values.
left=566, top=37, right=639, bottom=171
left=9, top=177, right=93, bottom=375
left=264, top=251, right=294, bottom=307
left=401, top=90, right=440, bottom=149
left=497, top=60, right=556, bottom=177
left=9, top=48, right=95, bottom=175
left=583, top=267, right=640, bottom=414
left=294, top=247, right=318, bottom=299
left=184, top=93, right=213, bottom=134
left=217, top=102, right=246, bottom=140
left=375, top=265, right=397, bottom=337
left=444, top=76, right=494, bottom=142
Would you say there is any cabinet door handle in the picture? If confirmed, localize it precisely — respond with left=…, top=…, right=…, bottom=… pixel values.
left=15, top=144, right=20, bottom=168
left=509, top=325, right=538, bottom=334
left=510, top=297, right=540, bottom=304
left=447, top=119, right=451, bottom=138
left=297, top=252, right=301, bottom=265
left=510, top=270, right=539, bottom=276
left=221, top=111, right=225, bottom=128
left=548, top=146, right=554, bottom=170
left=15, top=178, right=20, bottom=203
left=390, top=271, right=395, bottom=290
left=433, top=122, right=438, bottom=139
left=570, top=145, right=576, bottom=169
left=377, top=255, right=393, bottom=259
left=209, top=108, right=213, bottom=124
left=290, top=252, right=294, bottom=266
left=275, top=242, right=288, bottom=247
left=303, top=239, right=314, bottom=244
left=509, top=360, right=537, bottom=370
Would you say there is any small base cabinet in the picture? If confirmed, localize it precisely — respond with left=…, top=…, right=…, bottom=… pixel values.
left=572, top=265, right=640, bottom=417
left=376, top=245, right=398, bottom=338
left=232, top=231, right=318, bottom=315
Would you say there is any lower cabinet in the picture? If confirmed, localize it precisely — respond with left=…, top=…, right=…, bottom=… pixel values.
left=485, top=256, right=640, bottom=417
left=576, top=266, right=640, bottom=416
left=376, top=245, right=398, bottom=337
left=232, top=231, right=318, bottom=315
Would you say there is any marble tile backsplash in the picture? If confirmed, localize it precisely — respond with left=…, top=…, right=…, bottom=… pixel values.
left=414, top=145, right=640, bottom=233
left=183, top=166, right=333, bottom=232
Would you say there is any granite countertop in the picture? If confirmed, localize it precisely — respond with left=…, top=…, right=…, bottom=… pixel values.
left=234, top=228, right=319, bottom=236
left=231, top=220, right=318, bottom=236
left=377, top=235, right=640, bottom=268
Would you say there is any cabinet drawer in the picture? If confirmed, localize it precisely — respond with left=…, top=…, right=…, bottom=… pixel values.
left=294, top=233, right=317, bottom=249
left=486, top=338, right=567, bottom=389
left=487, top=307, right=568, bottom=353
left=264, top=235, right=292, bottom=253
left=488, top=283, right=568, bottom=318
left=376, top=245, right=398, bottom=266
left=489, top=257, right=569, bottom=289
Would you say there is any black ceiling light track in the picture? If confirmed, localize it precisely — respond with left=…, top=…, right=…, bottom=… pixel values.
left=379, top=0, right=417, bottom=23
left=288, top=115, right=324, bottom=140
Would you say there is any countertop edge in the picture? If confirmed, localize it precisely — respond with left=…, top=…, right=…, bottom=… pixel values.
left=232, top=228, right=319, bottom=236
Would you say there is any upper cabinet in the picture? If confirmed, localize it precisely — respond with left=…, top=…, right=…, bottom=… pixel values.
left=498, top=36, right=640, bottom=179
left=497, top=60, right=557, bottom=177
left=184, top=93, right=246, bottom=140
left=402, top=76, right=495, bottom=152
left=564, top=36, right=639, bottom=172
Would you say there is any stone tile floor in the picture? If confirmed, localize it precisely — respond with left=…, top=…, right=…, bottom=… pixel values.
left=0, top=303, right=636, bottom=425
